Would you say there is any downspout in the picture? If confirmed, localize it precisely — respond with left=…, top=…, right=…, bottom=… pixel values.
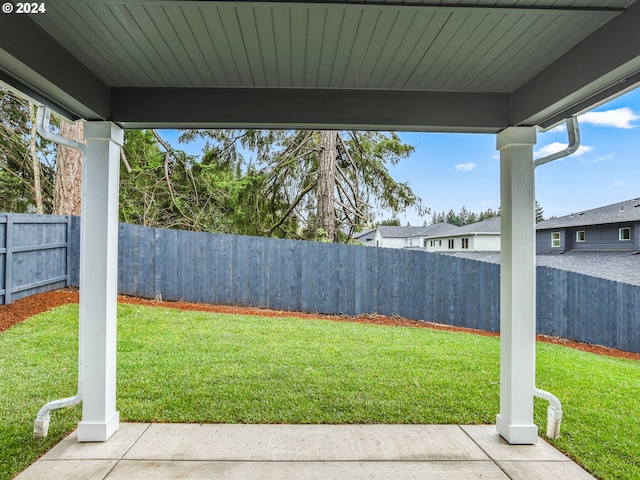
left=533, top=387, right=563, bottom=439
left=534, top=116, right=580, bottom=168
left=531, top=116, right=580, bottom=439
left=33, top=106, right=86, bottom=438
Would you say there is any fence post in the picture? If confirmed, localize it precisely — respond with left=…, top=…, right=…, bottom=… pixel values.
left=0, top=214, right=6, bottom=305
left=65, top=215, right=72, bottom=287
left=4, top=214, right=13, bottom=305
left=154, top=228, right=162, bottom=301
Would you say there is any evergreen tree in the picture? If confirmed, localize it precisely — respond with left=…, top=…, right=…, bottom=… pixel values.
left=535, top=200, right=545, bottom=223
left=179, top=129, right=424, bottom=242
left=431, top=206, right=499, bottom=226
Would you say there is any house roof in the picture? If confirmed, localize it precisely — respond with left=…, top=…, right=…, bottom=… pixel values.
left=426, top=217, right=501, bottom=238
left=372, top=223, right=459, bottom=241
left=375, top=226, right=425, bottom=239
left=537, top=197, right=640, bottom=230
left=1, top=1, right=639, bottom=131
left=408, top=223, right=460, bottom=237
left=440, top=250, right=640, bottom=287
left=352, top=228, right=376, bottom=243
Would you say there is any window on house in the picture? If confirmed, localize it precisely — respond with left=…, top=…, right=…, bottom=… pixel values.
left=424, top=239, right=428, bottom=248
left=551, top=232, right=561, bottom=248
left=461, top=238, right=469, bottom=249
left=576, top=230, right=585, bottom=242
left=448, top=239, right=454, bottom=249
left=438, top=240, right=442, bottom=247
left=619, top=227, right=631, bottom=241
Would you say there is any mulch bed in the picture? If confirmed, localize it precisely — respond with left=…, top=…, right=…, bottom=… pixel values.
left=1, top=288, right=638, bottom=361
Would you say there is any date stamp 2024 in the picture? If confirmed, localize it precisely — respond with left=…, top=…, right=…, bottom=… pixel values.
left=3, top=2, right=47, bottom=14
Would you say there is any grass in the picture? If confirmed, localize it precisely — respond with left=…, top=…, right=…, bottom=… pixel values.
left=0, top=303, right=638, bottom=480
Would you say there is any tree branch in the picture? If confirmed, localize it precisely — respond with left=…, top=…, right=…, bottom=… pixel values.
left=268, top=179, right=317, bottom=235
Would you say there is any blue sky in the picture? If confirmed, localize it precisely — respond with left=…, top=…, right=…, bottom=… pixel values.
left=163, top=87, right=640, bottom=226
left=390, top=88, right=640, bottom=225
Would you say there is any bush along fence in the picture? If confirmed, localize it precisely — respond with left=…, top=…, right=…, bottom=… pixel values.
left=1, top=214, right=638, bottom=353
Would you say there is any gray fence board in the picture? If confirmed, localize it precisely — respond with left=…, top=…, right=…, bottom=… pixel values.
left=0, top=214, right=71, bottom=304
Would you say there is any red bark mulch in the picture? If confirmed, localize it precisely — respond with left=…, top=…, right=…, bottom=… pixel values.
left=1, top=288, right=638, bottom=361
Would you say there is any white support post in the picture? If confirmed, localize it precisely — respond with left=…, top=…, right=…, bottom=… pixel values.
left=77, top=122, right=123, bottom=442
left=495, top=127, right=538, bottom=445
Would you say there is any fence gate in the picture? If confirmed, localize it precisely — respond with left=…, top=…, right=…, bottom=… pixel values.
left=0, top=213, right=72, bottom=305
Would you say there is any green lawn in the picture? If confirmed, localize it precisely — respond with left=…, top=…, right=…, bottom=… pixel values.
left=1, top=303, right=638, bottom=480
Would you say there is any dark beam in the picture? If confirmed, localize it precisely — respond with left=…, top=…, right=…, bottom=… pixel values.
left=0, top=14, right=109, bottom=120
left=110, top=88, right=510, bottom=132
left=512, top=1, right=640, bottom=127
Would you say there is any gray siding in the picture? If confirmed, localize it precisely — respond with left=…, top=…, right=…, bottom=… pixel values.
left=538, top=221, right=639, bottom=253
left=536, top=228, right=567, bottom=253
left=568, top=222, right=636, bottom=251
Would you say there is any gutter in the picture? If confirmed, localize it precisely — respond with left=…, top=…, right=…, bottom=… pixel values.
left=33, top=106, right=85, bottom=438
left=530, top=116, right=580, bottom=439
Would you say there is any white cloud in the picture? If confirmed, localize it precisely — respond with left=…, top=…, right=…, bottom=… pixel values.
left=612, top=180, right=624, bottom=187
left=454, top=162, right=476, bottom=172
left=589, top=152, right=616, bottom=164
left=544, top=124, right=566, bottom=134
left=534, top=142, right=593, bottom=159
left=579, top=107, right=640, bottom=129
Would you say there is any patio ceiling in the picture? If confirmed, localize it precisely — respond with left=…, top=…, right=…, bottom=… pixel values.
left=1, top=0, right=640, bottom=131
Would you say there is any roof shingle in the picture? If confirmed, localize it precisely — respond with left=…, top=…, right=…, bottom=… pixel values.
left=537, top=197, right=640, bottom=229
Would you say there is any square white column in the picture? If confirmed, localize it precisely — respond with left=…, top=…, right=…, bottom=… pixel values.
left=77, top=122, right=123, bottom=442
left=495, top=127, right=538, bottom=445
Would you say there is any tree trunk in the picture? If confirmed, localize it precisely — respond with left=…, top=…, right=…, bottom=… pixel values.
left=54, top=121, right=84, bottom=215
left=316, top=130, right=337, bottom=242
left=29, top=104, right=43, bottom=214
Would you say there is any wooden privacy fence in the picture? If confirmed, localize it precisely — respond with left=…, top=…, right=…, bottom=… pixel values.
left=0, top=213, right=76, bottom=305
left=117, top=223, right=502, bottom=332
left=2, top=215, right=638, bottom=353
left=117, top=223, right=639, bottom=353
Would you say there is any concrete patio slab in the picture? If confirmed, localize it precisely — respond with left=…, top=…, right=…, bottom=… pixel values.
left=107, top=460, right=508, bottom=480
left=498, top=461, right=600, bottom=480
left=40, top=423, right=150, bottom=460
left=124, top=424, right=488, bottom=461
left=14, top=460, right=117, bottom=480
left=14, top=423, right=597, bottom=480
left=461, top=424, right=570, bottom=461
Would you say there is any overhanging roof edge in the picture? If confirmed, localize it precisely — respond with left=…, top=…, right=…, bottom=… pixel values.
left=512, top=0, right=640, bottom=127
left=0, top=13, right=109, bottom=120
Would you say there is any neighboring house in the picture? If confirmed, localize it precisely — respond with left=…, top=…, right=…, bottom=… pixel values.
left=367, top=223, right=459, bottom=249
left=351, top=228, right=376, bottom=246
left=364, top=219, right=499, bottom=251
left=424, top=217, right=501, bottom=252
left=363, top=198, right=640, bottom=253
left=370, top=226, right=426, bottom=248
left=407, top=223, right=461, bottom=249
left=536, top=198, right=640, bottom=253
